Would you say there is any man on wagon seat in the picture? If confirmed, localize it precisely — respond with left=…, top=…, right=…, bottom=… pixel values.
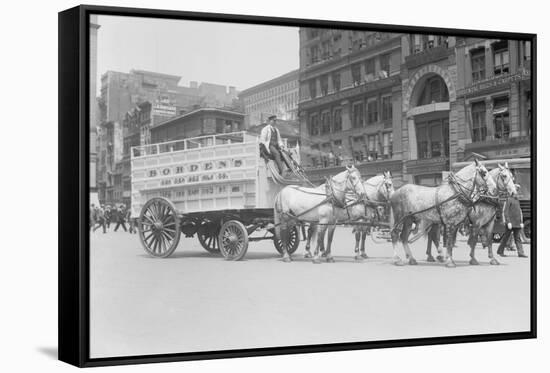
left=259, top=115, right=287, bottom=175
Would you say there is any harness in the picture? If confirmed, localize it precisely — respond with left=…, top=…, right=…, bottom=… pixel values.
left=391, top=167, right=491, bottom=233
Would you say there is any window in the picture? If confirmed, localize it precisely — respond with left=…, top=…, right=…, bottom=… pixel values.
left=418, top=76, right=449, bottom=105
left=310, top=45, right=320, bottom=63
left=309, top=114, right=319, bottom=136
left=493, top=41, right=509, bottom=75
left=320, top=75, right=329, bottom=96
left=332, top=108, right=342, bottom=132
left=309, top=79, right=317, bottom=99
left=320, top=111, right=331, bottom=135
left=381, top=95, right=392, bottom=121
left=365, top=58, right=375, bottom=77
left=332, top=71, right=341, bottom=92
left=367, top=134, right=379, bottom=160
left=382, top=132, right=393, bottom=158
left=416, top=125, right=429, bottom=159
left=493, top=97, right=510, bottom=139
left=471, top=48, right=486, bottom=82
left=380, top=54, right=391, bottom=75
left=471, top=101, right=487, bottom=142
left=352, top=102, right=364, bottom=128
left=367, top=99, right=378, bottom=124
left=416, top=119, right=449, bottom=159
left=351, top=64, right=361, bottom=86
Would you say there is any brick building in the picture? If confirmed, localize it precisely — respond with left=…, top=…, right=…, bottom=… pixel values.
left=239, top=70, right=299, bottom=128
left=297, top=29, right=404, bottom=183
left=298, top=29, right=532, bottom=186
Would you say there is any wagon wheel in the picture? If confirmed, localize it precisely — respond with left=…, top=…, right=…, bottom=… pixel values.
left=273, top=225, right=300, bottom=255
left=139, top=197, right=181, bottom=258
left=218, top=220, right=249, bottom=261
left=197, top=224, right=220, bottom=254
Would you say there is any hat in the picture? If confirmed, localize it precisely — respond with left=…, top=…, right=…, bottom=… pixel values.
left=267, top=115, right=277, bottom=121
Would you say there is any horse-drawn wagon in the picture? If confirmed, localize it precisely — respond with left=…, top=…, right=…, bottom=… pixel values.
left=130, top=131, right=305, bottom=260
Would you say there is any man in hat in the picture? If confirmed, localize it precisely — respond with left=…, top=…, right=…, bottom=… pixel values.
left=497, top=186, right=527, bottom=258
left=259, top=115, right=286, bottom=174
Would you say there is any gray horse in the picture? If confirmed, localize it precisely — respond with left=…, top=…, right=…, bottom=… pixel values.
left=424, top=163, right=517, bottom=265
left=389, top=159, right=496, bottom=268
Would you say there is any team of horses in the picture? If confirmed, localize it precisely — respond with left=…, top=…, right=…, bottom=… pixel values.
left=273, top=160, right=518, bottom=267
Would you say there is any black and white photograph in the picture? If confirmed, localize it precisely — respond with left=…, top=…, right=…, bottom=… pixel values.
left=83, top=9, right=535, bottom=361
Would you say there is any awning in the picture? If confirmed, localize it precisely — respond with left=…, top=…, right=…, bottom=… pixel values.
left=493, top=106, right=508, bottom=115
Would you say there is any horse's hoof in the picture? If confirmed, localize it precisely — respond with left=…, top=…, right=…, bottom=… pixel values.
left=394, top=260, right=406, bottom=266
left=282, top=256, right=292, bottom=263
left=304, top=253, right=312, bottom=259
left=490, top=258, right=500, bottom=265
left=427, top=255, right=435, bottom=262
left=312, top=258, right=321, bottom=264
left=446, top=261, right=457, bottom=268
left=361, top=253, right=369, bottom=259
left=469, top=258, right=480, bottom=266
left=436, top=255, right=445, bottom=263
left=392, top=255, right=401, bottom=263
left=409, top=257, right=418, bottom=265
left=355, top=255, right=363, bottom=261
left=321, top=252, right=327, bottom=258
left=326, top=257, right=335, bottom=263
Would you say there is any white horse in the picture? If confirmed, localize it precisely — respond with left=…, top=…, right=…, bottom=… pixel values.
left=352, top=172, right=395, bottom=259
left=389, top=159, right=497, bottom=268
left=274, top=165, right=366, bottom=263
left=302, top=171, right=395, bottom=262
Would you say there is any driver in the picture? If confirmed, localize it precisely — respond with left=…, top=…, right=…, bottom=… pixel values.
left=259, top=115, right=286, bottom=175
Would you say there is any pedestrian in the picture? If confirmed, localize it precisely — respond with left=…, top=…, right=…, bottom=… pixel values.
left=104, top=205, right=112, bottom=230
left=497, top=191, right=527, bottom=258
left=113, top=205, right=128, bottom=232
left=125, top=206, right=135, bottom=234
left=90, top=204, right=97, bottom=231
left=93, top=206, right=107, bottom=233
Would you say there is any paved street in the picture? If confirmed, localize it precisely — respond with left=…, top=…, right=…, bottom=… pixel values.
left=90, top=227, right=531, bottom=358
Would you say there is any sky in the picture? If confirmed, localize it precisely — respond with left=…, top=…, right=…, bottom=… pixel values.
left=95, top=15, right=299, bottom=94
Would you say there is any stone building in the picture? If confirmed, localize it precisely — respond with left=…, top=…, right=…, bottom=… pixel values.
left=239, top=70, right=299, bottom=128
left=399, top=34, right=457, bottom=185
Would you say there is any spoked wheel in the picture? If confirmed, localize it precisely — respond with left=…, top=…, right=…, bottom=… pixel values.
left=274, top=225, right=300, bottom=255
left=197, top=223, right=220, bottom=254
left=218, top=220, right=249, bottom=261
left=139, top=197, right=181, bottom=258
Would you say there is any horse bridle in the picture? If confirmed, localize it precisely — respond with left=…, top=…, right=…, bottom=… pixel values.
left=450, top=166, right=491, bottom=202
left=495, top=168, right=513, bottom=195
left=326, top=169, right=364, bottom=205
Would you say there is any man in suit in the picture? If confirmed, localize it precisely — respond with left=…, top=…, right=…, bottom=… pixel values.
left=497, top=191, right=527, bottom=258
left=259, top=115, right=286, bottom=175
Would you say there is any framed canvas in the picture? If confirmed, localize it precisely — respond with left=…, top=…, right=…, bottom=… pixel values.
left=59, top=4, right=537, bottom=367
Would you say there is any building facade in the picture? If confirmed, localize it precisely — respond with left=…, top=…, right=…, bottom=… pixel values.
left=299, top=30, right=532, bottom=187
left=399, top=34, right=458, bottom=185
left=239, top=70, right=299, bottom=128
left=150, top=108, right=245, bottom=144
left=298, top=29, right=404, bottom=184
left=454, top=37, right=532, bottom=196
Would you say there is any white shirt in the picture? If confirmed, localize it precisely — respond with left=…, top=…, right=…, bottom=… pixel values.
left=259, top=124, right=284, bottom=153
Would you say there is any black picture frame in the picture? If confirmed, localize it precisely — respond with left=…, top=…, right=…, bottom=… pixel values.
left=59, top=4, right=537, bottom=368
